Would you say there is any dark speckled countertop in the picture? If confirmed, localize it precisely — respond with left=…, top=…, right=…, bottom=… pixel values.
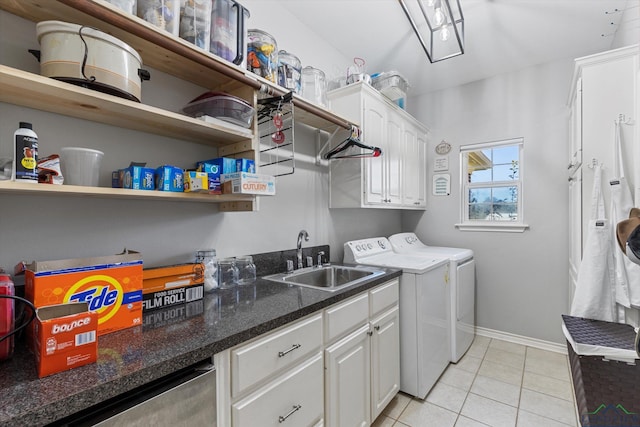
left=0, top=248, right=401, bottom=426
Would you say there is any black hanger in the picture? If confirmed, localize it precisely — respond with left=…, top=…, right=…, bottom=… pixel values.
left=323, top=136, right=382, bottom=159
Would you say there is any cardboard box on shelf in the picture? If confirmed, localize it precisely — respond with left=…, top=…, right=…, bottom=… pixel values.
left=197, top=157, right=236, bottom=194
left=33, top=302, right=98, bottom=378
left=142, top=263, right=205, bottom=311
left=24, top=250, right=143, bottom=336
left=121, top=165, right=155, bottom=190
left=184, top=171, right=208, bottom=193
left=221, top=172, right=276, bottom=195
left=236, top=158, right=255, bottom=173
left=155, top=165, right=184, bottom=192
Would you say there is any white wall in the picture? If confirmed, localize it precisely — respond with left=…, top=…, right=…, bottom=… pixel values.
left=0, top=9, right=402, bottom=271
left=403, top=59, right=575, bottom=344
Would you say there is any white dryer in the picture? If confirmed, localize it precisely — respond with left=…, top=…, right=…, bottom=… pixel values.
left=344, top=237, right=450, bottom=399
left=389, top=232, right=475, bottom=363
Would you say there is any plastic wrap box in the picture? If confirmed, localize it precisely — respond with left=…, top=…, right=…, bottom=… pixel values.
left=25, top=250, right=143, bottom=336
left=33, top=302, right=98, bottom=377
left=221, top=172, right=276, bottom=195
left=142, top=263, right=204, bottom=311
left=563, top=315, right=640, bottom=426
left=155, top=165, right=184, bottom=192
left=121, top=166, right=155, bottom=190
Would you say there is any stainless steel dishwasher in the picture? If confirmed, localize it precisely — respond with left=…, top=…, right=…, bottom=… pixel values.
left=54, top=360, right=216, bottom=426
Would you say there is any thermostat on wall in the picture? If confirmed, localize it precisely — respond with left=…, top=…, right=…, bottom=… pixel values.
left=433, top=174, right=450, bottom=196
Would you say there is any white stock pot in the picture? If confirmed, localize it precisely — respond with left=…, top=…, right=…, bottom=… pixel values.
left=35, top=20, right=150, bottom=102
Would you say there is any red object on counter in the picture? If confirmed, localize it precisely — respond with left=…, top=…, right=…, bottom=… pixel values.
left=0, top=274, right=15, bottom=361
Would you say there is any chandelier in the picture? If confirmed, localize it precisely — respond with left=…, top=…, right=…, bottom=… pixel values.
left=398, top=0, right=465, bottom=63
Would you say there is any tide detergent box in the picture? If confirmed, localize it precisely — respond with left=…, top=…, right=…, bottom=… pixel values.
left=122, top=166, right=155, bottom=190
left=33, top=302, right=97, bottom=378
left=155, top=165, right=184, bottom=192
left=196, top=157, right=236, bottom=194
left=24, top=250, right=143, bottom=336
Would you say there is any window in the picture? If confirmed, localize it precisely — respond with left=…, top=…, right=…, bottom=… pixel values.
left=457, top=138, right=528, bottom=232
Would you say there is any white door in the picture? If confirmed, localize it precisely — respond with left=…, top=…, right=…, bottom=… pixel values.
left=325, top=324, right=371, bottom=427
left=402, top=124, right=427, bottom=208
left=363, top=95, right=387, bottom=205
left=370, top=306, right=400, bottom=421
left=386, top=109, right=403, bottom=205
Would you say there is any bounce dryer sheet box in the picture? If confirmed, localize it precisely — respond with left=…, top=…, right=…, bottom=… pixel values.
left=33, top=302, right=98, bottom=378
left=142, top=263, right=205, bottom=311
left=221, top=172, right=276, bottom=195
left=155, top=165, right=184, bottom=192
left=24, top=250, right=143, bottom=336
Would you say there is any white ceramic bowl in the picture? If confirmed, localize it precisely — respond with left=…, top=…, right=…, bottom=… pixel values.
left=59, top=147, right=104, bottom=187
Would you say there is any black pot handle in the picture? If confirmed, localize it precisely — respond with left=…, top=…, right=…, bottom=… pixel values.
left=28, top=49, right=41, bottom=62
left=232, top=1, right=246, bottom=65
left=138, top=69, right=151, bottom=81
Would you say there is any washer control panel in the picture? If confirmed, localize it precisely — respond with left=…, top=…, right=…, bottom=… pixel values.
left=344, top=237, right=393, bottom=263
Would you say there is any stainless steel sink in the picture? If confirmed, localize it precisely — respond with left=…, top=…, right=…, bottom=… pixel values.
left=263, top=264, right=384, bottom=292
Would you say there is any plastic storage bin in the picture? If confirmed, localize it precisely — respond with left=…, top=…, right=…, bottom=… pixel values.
left=182, top=91, right=255, bottom=128
left=372, top=70, right=409, bottom=102
left=301, top=66, right=327, bottom=108
left=137, top=0, right=180, bottom=36
left=104, top=0, right=137, bottom=14
left=179, top=0, right=211, bottom=50
left=277, top=50, right=302, bottom=94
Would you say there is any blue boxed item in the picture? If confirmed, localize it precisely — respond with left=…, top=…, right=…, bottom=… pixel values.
left=122, top=166, right=155, bottom=190
left=111, top=170, right=121, bottom=188
left=155, top=165, right=184, bottom=192
left=236, top=158, right=256, bottom=173
left=197, top=158, right=236, bottom=195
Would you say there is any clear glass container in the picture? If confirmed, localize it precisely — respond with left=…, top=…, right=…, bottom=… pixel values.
left=277, top=50, right=302, bottom=94
left=196, top=249, right=217, bottom=292
left=301, top=66, right=327, bottom=107
left=235, top=255, right=256, bottom=285
left=137, top=0, right=180, bottom=36
left=247, top=29, right=278, bottom=83
left=218, top=258, right=239, bottom=289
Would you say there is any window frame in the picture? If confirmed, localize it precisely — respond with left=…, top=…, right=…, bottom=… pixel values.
left=456, top=137, right=529, bottom=233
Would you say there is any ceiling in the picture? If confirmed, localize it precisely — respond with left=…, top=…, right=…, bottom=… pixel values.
left=281, top=0, right=634, bottom=96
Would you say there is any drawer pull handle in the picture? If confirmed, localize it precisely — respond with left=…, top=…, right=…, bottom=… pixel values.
left=374, top=325, right=381, bottom=331
left=279, top=404, right=302, bottom=423
left=367, top=330, right=373, bottom=336
left=278, top=344, right=301, bottom=357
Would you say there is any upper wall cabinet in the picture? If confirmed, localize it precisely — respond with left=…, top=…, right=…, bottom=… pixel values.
left=327, top=82, right=428, bottom=210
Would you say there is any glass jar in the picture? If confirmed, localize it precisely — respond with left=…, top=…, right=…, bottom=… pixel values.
left=247, top=29, right=278, bottom=83
left=235, top=256, right=256, bottom=285
left=301, top=66, right=328, bottom=107
left=218, top=258, right=239, bottom=289
left=196, top=249, right=217, bottom=292
left=277, top=50, right=302, bottom=94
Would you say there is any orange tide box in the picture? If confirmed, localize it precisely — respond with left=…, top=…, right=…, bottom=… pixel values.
left=25, top=250, right=143, bottom=336
left=33, top=302, right=98, bottom=378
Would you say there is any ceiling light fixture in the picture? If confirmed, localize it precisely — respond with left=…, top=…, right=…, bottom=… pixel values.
left=398, top=0, right=465, bottom=63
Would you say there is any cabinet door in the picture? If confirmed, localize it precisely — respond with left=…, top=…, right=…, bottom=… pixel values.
left=568, top=166, right=582, bottom=311
left=569, top=77, right=583, bottom=171
left=363, top=95, right=388, bottom=205
left=324, top=324, right=371, bottom=427
left=402, top=124, right=427, bottom=208
left=386, top=109, right=403, bottom=205
left=370, top=306, right=400, bottom=421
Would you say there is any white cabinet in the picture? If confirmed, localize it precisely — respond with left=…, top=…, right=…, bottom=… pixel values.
left=567, top=45, right=639, bottom=314
left=327, top=82, right=428, bottom=210
left=324, top=279, right=400, bottom=426
left=325, top=325, right=372, bottom=427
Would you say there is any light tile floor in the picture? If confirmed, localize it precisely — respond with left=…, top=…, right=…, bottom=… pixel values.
left=373, top=336, right=577, bottom=427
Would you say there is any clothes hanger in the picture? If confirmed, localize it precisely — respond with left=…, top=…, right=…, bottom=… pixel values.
left=323, top=125, right=382, bottom=159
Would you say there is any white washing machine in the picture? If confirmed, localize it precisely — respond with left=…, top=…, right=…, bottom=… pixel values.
left=389, top=232, right=475, bottom=363
left=344, top=237, right=450, bottom=399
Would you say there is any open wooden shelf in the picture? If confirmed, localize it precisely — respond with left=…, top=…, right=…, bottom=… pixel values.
left=0, top=65, right=254, bottom=146
left=0, top=180, right=256, bottom=205
left=0, top=0, right=357, bottom=133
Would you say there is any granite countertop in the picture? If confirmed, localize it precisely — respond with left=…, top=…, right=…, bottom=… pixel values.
left=0, top=265, right=401, bottom=426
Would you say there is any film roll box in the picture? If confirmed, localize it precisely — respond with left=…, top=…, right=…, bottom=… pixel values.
left=24, top=249, right=143, bottom=336
left=142, top=263, right=205, bottom=311
left=33, top=302, right=98, bottom=378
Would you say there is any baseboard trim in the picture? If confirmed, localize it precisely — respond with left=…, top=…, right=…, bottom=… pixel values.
left=475, top=326, right=567, bottom=354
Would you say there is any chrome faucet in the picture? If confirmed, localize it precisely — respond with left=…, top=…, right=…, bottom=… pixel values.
left=296, top=230, right=309, bottom=269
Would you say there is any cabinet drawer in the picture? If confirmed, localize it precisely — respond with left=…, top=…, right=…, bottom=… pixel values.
left=324, top=293, right=369, bottom=343
left=232, top=353, right=324, bottom=427
left=370, top=279, right=399, bottom=317
left=231, top=313, right=322, bottom=397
